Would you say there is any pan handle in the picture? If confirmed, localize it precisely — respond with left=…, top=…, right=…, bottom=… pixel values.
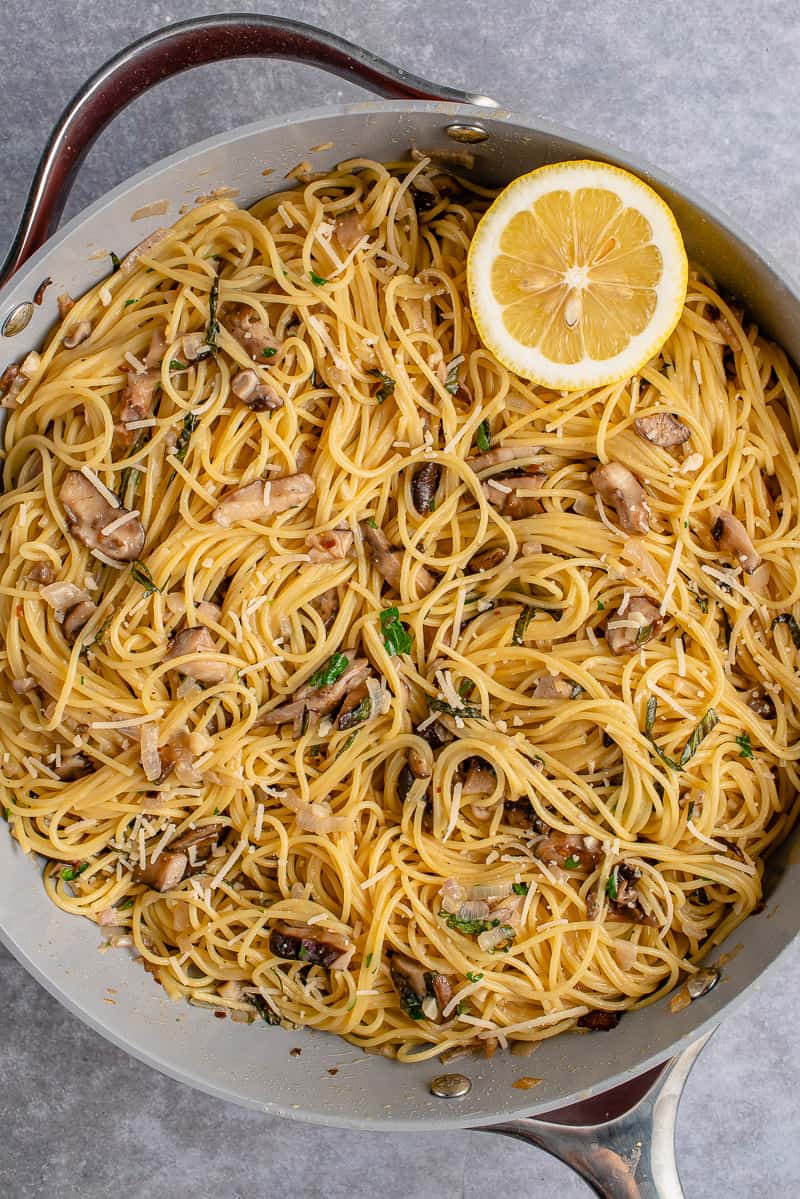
left=1, top=13, right=498, bottom=284
left=476, top=1031, right=714, bottom=1199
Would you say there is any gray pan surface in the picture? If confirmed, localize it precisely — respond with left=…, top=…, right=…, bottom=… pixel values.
left=1, top=91, right=799, bottom=1131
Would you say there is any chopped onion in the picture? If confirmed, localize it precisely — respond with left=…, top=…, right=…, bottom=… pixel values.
left=281, top=788, right=351, bottom=833
left=218, top=980, right=245, bottom=1002
left=421, top=995, right=439, bottom=1020
left=477, top=925, right=512, bottom=952
left=469, top=881, right=514, bottom=902
left=140, top=721, right=162, bottom=782
left=457, top=899, right=490, bottom=921
left=12, top=677, right=36, bottom=694
left=40, top=581, right=89, bottom=614
left=614, top=938, right=638, bottom=971
left=440, top=878, right=467, bottom=914
left=330, top=945, right=356, bottom=971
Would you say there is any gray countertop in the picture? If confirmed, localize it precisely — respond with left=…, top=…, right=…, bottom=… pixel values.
left=1, top=1, right=799, bottom=1194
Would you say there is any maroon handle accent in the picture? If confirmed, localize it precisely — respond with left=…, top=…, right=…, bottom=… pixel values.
left=1, top=13, right=496, bottom=285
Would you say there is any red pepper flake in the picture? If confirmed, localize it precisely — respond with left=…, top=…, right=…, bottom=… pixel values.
left=214, top=1010, right=227, bottom=1019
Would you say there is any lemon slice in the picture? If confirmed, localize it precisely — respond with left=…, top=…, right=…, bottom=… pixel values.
left=467, top=160, right=688, bottom=391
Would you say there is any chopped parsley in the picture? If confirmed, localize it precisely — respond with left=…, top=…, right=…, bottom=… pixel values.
left=380, top=606, right=412, bottom=656
left=123, top=297, right=138, bottom=308
left=688, top=584, right=709, bottom=614
left=169, top=359, right=188, bottom=371
left=309, top=270, right=328, bottom=286
left=310, top=652, right=349, bottom=688
left=466, top=971, right=483, bottom=983
left=365, top=953, right=373, bottom=969
left=772, top=613, right=800, bottom=648
left=130, top=560, right=161, bottom=595
left=248, top=994, right=280, bottom=1025
left=366, top=517, right=377, bottom=529
left=606, top=871, right=618, bottom=900
left=597, top=600, right=605, bottom=611
left=61, top=862, right=89, bottom=882
left=736, top=732, right=754, bottom=759
left=206, top=274, right=220, bottom=352
left=334, top=731, right=359, bottom=760
left=110, top=251, right=121, bottom=271
left=455, top=1000, right=469, bottom=1016
left=635, top=622, right=653, bottom=645
left=476, top=418, right=491, bottom=453
left=118, top=898, right=134, bottom=910
left=442, top=911, right=494, bottom=936
left=262, top=347, right=277, bottom=358
left=428, top=697, right=484, bottom=721
left=444, top=357, right=462, bottom=395
left=512, top=605, right=536, bottom=646
left=512, top=882, right=530, bottom=895
left=564, top=856, right=580, bottom=870
left=367, top=369, right=395, bottom=403
left=644, top=696, right=719, bottom=772
left=173, top=412, right=198, bottom=466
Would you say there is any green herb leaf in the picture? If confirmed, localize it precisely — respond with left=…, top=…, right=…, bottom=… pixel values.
left=512, top=882, right=530, bottom=895
left=476, top=418, right=491, bottom=453
left=678, top=709, right=719, bottom=767
left=444, top=357, right=463, bottom=395
left=206, top=274, right=220, bottom=352
left=118, top=898, right=134, bottom=910
left=736, top=732, right=754, bottom=759
left=688, top=583, right=708, bottom=614
left=365, top=953, right=373, bottom=969
left=367, top=517, right=377, bottom=529
left=597, top=600, right=605, bottom=611
left=458, top=680, right=473, bottom=698
left=110, top=251, right=121, bottom=271
left=772, top=613, right=800, bottom=648
left=512, top=605, right=536, bottom=646
left=61, top=861, right=89, bottom=882
left=380, top=606, right=412, bottom=656
left=564, top=856, right=580, bottom=870
left=262, top=347, right=277, bottom=358
left=248, top=994, right=280, bottom=1025
left=118, top=430, right=149, bottom=504
left=123, top=298, right=138, bottom=308
left=441, top=911, right=492, bottom=936
left=635, top=622, right=653, bottom=645
left=466, top=971, right=483, bottom=983
left=174, top=412, right=198, bottom=466
left=169, top=359, right=188, bottom=371
left=428, top=697, right=484, bottom=721
left=367, top=369, right=395, bottom=403
left=310, top=652, right=349, bottom=688
left=334, top=730, right=359, bottom=760
left=86, top=614, right=112, bottom=651
left=130, top=560, right=161, bottom=595
left=300, top=707, right=310, bottom=737
left=309, top=270, right=328, bottom=286
left=455, top=1000, right=469, bottom=1015
left=606, top=871, right=618, bottom=900
left=643, top=696, right=682, bottom=772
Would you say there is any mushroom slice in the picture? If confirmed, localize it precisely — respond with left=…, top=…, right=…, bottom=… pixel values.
left=311, top=586, right=339, bottom=626
left=269, top=921, right=354, bottom=969
left=56, top=753, right=93, bottom=781
left=259, top=653, right=371, bottom=725
left=504, top=796, right=547, bottom=832
left=389, top=951, right=444, bottom=1021
left=535, top=831, right=602, bottom=870
left=27, top=561, right=56, bottom=585
left=482, top=470, right=546, bottom=519
left=709, top=505, right=762, bottom=573
left=336, top=681, right=372, bottom=731
left=461, top=758, right=496, bottom=796
left=334, top=211, right=366, bottom=252
left=748, top=691, right=776, bottom=720
left=213, top=473, right=315, bottom=527
left=230, top=369, right=283, bottom=411
left=144, top=328, right=165, bottom=369
left=59, top=471, right=145, bottom=562
left=226, top=304, right=280, bottom=361
left=633, top=412, right=691, bottom=447
left=306, top=529, right=353, bottom=562
left=606, top=595, right=663, bottom=656
left=466, top=445, right=540, bottom=474
left=411, top=462, right=441, bottom=515
left=533, top=674, right=579, bottom=700
left=577, top=1010, right=621, bottom=1031
left=166, top=626, right=227, bottom=684
left=360, top=521, right=436, bottom=597
left=601, top=863, right=658, bottom=926
left=63, top=321, right=92, bottom=349
left=591, top=462, right=650, bottom=535
left=120, top=368, right=159, bottom=425
left=62, top=600, right=98, bottom=642
left=135, top=850, right=188, bottom=893
left=468, top=545, right=507, bottom=573
left=170, top=822, right=225, bottom=854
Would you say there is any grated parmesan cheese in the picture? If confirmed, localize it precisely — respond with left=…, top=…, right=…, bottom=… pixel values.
left=443, top=781, right=463, bottom=842
left=676, top=637, right=686, bottom=677
left=124, top=351, right=147, bottom=375
left=80, top=465, right=119, bottom=509
left=686, top=821, right=729, bottom=851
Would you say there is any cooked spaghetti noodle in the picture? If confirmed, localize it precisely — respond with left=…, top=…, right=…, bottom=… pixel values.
left=1, top=156, right=799, bottom=1060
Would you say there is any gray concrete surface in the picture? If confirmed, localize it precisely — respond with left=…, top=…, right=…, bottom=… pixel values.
left=1, top=1, right=799, bottom=1194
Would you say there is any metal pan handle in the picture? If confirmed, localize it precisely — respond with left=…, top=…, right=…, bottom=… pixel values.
left=476, top=1032, right=714, bottom=1198
left=1, top=13, right=498, bottom=284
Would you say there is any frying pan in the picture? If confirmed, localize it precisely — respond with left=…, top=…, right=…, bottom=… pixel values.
left=1, top=15, right=797, bottom=1197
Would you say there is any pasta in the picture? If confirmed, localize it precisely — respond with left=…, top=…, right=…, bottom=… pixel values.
left=1, top=155, right=799, bottom=1061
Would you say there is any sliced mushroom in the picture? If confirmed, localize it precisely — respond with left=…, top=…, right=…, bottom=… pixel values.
left=466, top=445, right=540, bottom=474
left=599, top=863, right=658, bottom=926
left=230, top=369, right=283, bottom=412
left=144, top=328, right=165, bottom=369
left=166, top=626, right=227, bottom=685
left=226, top=304, right=280, bottom=361
left=633, top=412, right=691, bottom=447
left=59, top=471, right=145, bottom=562
left=27, top=561, right=56, bottom=585
left=63, top=320, right=92, bottom=349
left=170, top=822, right=226, bottom=854
left=360, top=521, right=436, bottom=597
left=135, top=850, right=188, bottom=892
left=411, top=462, right=441, bottom=515
left=408, top=747, right=432, bottom=779
left=606, top=595, right=663, bottom=656
left=120, top=368, right=159, bottom=425
left=306, top=530, right=353, bottom=562
left=468, top=545, right=507, bottom=573
left=533, top=674, right=578, bottom=700
left=416, top=717, right=454, bottom=750
left=577, top=1010, right=621, bottom=1031
left=591, top=462, right=650, bottom=535
left=259, top=651, right=371, bottom=726
left=336, top=681, right=371, bottom=731
left=213, top=473, right=315, bottom=527
left=709, top=505, right=761, bottom=573
left=535, top=832, right=602, bottom=871
left=482, top=470, right=546, bottom=519
left=748, top=691, right=776, bottom=720
left=311, top=587, right=339, bottom=626
left=503, top=797, right=539, bottom=831
left=389, top=952, right=444, bottom=1020
left=461, top=758, right=496, bottom=796
left=334, top=211, right=367, bottom=252
left=62, top=600, right=98, bottom=642
left=270, top=921, right=354, bottom=969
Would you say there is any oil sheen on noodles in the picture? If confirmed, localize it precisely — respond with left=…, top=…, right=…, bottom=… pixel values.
left=1, top=157, right=799, bottom=1063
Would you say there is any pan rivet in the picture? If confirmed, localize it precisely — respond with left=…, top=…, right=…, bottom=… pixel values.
left=445, top=123, right=489, bottom=144
left=430, top=1072, right=472, bottom=1098
left=687, top=966, right=720, bottom=999
left=2, top=302, right=34, bottom=338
